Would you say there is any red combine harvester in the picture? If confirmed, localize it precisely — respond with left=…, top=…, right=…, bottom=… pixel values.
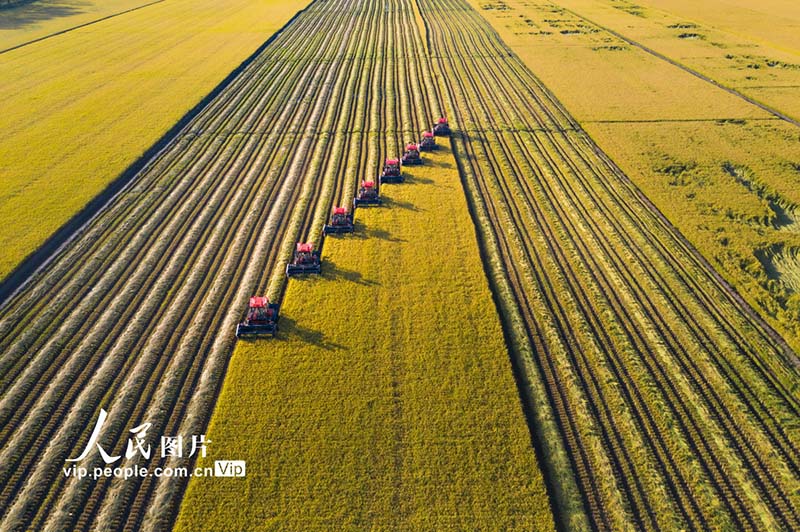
left=380, top=158, right=403, bottom=184
left=286, top=242, right=321, bottom=276
left=235, top=296, right=279, bottom=337
left=353, top=180, right=381, bottom=207
left=433, top=117, right=450, bottom=136
left=323, top=207, right=354, bottom=234
left=419, top=131, right=437, bottom=151
left=401, top=143, right=422, bottom=165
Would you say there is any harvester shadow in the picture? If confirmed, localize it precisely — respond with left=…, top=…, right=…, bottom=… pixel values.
left=279, top=316, right=345, bottom=351
left=322, top=259, right=380, bottom=286
left=365, top=226, right=406, bottom=242
left=402, top=173, right=435, bottom=185
left=0, top=0, right=90, bottom=30
left=430, top=156, right=455, bottom=170
left=342, top=220, right=405, bottom=242
left=382, top=196, right=421, bottom=212
left=341, top=219, right=370, bottom=241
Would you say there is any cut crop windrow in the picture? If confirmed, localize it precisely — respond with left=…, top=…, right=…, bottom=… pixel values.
left=0, top=0, right=407, bottom=529
left=417, top=0, right=800, bottom=529
left=2, top=0, right=798, bottom=530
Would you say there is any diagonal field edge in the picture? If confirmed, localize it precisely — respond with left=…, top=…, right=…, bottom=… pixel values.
left=0, top=1, right=316, bottom=309
left=0, top=0, right=166, bottom=55
left=548, top=1, right=800, bottom=129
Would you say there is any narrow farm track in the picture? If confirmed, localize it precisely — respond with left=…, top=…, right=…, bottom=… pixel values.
left=0, top=0, right=442, bottom=529
left=418, top=0, right=800, bottom=530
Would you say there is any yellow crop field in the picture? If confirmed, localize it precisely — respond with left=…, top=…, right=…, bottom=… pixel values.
left=473, top=5, right=770, bottom=122
left=470, top=0, right=800, bottom=351
left=634, top=0, right=800, bottom=50
left=0, top=0, right=155, bottom=51
left=174, top=146, right=556, bottom=531
left=540, top=0, right=800, bottom=120
left=580, top=118, right=800, bottom=333
left=3, top=0, right=798, bottom=529
left=0, top=0, right=310, bottom=281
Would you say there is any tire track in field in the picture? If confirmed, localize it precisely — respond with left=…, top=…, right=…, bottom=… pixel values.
left=417, top=0, right=800, bottom=529
left=143, top=2, right=445, bottom=528
left=0, top=0, right=412, bottom=530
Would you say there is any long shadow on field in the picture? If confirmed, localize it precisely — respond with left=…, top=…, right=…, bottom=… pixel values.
left=331, top=221, right=406, bottom=243
left=279, top=315, right=346, bottom=351
left=382, top=196, right=421, bottom=212
left=365, top=225, right=406, bottom=243
left=399, top=173, right=434, bottom=185
left=429, top=156, right=455, bottom=170
left=0, top=0, right=88, bottom=29
left=322, top=258, right=380, bottom=286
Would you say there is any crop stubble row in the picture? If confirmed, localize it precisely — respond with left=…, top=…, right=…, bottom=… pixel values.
left=2, top=0, right=798, bottom=530
left=419, top=0, right=800, bottom=530
left=0, top=0, right=446, bottom=529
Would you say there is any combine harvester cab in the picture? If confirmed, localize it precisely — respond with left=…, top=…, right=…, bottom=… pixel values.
left=235, top=296, right=279, bottom=337
left=353, top=180, right=382, bottom=207
left=323, top=207, right=354, bottom=234
left=419, top=131, right=437, bottom=151
left=379, top=158, right=403, bottom=184
left=433, top=116, right=450, bottom=136
left=286, top=242, right=322, bottom=276
left=401, top=143, right=422, bottom=165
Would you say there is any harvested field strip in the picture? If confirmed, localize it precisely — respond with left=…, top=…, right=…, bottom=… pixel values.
left=174, top=142, right=554, bottom=531
left=0, top=0, right=311, bottom=283
left=0, top=0, right=406, bottom=529
left=419, top=0, right=800, bottom=529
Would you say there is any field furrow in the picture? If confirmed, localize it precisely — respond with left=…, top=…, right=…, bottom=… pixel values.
left=0, top=0, right=405, bottom=529
left=2, top=0, right=799, bottom=529
left=418, top=0, right=800, bottom=529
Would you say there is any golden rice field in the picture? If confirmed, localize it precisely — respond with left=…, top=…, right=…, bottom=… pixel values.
left=0, top=0, right=799, bottom=530
left=0, top=0, right=156, bottom=51
left=473, top=0, right=800, bottom=352
left=0, top=0, right=310, bottom=282
left=550, top=0, right=800, bottom=120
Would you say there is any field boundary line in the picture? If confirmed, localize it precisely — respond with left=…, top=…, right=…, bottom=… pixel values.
left=0, top=0, right=315, bottom=308
left=0, top=0, right=166, bottom=55
left=548, top=1, right=800, bottom=129
left=587, top=140, right=800, bottom=368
